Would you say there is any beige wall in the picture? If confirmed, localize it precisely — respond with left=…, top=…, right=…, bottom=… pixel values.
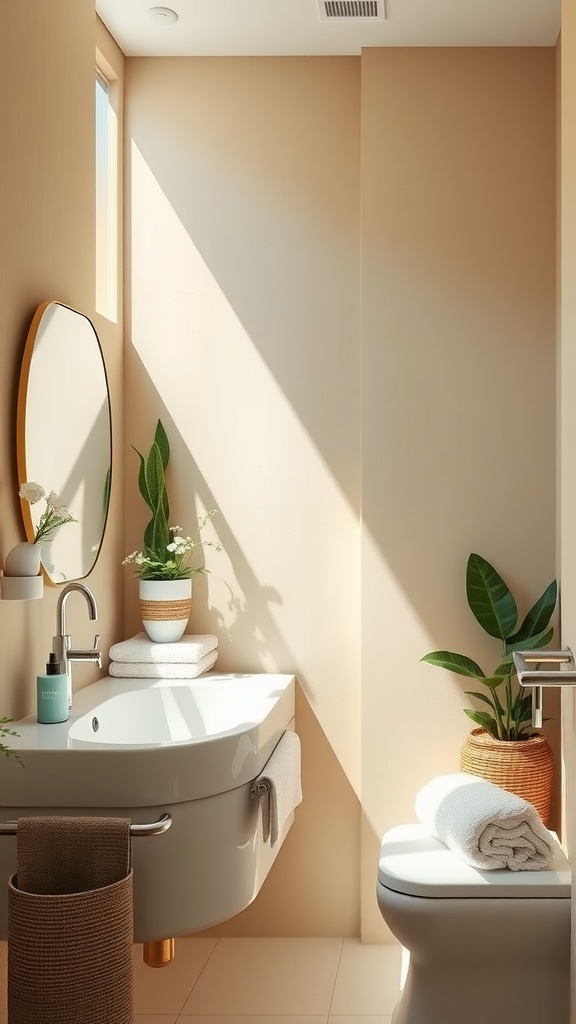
left=0, top=6, right=124, bottom=718
left=124, top=49, right=556, bottom=939
left=0, top=14, right=558, bottom=942
left=124, top=56, right=363, bottom=938
left=558, top=7, right=576, bottom=1009
left=361, top=46, right=557, bottom=939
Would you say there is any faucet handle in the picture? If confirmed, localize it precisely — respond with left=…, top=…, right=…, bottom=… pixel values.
left=93, top=633, right=101, bottom=651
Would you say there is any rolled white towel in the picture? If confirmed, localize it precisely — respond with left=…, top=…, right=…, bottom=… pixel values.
left=415, top=773, right=554, bottom=871
left=109, top=650, right=217, bottom=679
left=109, top=633, right=218, bottom=664
left=251, top=731, right=302, bottom=848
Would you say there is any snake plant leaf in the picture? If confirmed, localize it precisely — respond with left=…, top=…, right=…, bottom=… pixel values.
left=466, top=553, right=518, bottom=640
left=143, top=444, right=170, bottom=558
left=463, top=708, right=499, bottom=737
left=420, top=651, right=485, bottom=679
left=146, top=444, right=170, bottom=528
left=147, top=503, right=171, bottom=564
left=505, top=627, right=553, bottom=655
left=153, top=419, right=170, bottom=470
left=134, top=448, right=153, bottom=512
left=506, top=580, right=557, bottom=644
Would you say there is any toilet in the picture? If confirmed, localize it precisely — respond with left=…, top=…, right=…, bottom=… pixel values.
left=376, top=823, right=571, bottom=1024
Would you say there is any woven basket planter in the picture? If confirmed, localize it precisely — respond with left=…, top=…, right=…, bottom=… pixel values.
left=459, top=728, right=554, bottom=825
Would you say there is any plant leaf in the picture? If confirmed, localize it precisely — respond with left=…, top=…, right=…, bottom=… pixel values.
left=421, top=651, right=485, bottom=679
left=154, top=420, right=170, bottom=470
left=133, top=447, right=153, bottom=512
left=143, top=444, right=171, bottom=559
left=466, top=553, right=518, bottom=639
left=506, top=580, right=557, bottom=644
left=464, top=690, right=498, bottom=707
left=493, top=656, right=513, bottom=677
left=463, top=708, right=499, bottom=737
left=148, top=504, right=171, bottom=563
left=478, top=675, right=507, bottom=690
left=505, top=627, right=553, bottom=655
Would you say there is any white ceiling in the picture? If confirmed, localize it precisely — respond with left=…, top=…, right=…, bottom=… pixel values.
left=95, top=0, right=560, bottom=58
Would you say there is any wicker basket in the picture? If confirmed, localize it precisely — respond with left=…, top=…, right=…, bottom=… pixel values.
left=459, top=728, right=554, bottom=825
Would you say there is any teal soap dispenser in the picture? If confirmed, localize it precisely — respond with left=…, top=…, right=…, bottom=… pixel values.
left=37, top=653, right=69, bottom=724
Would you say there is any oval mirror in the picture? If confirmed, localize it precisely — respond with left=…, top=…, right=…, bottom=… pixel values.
left=17, top=301, right=112, bottom=584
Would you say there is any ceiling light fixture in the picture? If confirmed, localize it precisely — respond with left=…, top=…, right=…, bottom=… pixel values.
left=147, top=7, right=179, bottom=25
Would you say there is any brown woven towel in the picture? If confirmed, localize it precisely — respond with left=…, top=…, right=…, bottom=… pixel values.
left=8, top=816, right=133, bottom=1024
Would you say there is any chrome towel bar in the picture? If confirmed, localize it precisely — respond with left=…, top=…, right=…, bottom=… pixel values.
left=0, top=812, right=172, bottom=837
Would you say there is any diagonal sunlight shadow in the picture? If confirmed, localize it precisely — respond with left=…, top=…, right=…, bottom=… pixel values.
left=128, top=139, right=361, bottom=795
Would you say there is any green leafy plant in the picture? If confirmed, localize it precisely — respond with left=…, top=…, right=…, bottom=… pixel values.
left=421, top=553, right=557, bottom=741
left=123, top=419, right=221, bottom=581
left=0, top=719, right=23, bottom=766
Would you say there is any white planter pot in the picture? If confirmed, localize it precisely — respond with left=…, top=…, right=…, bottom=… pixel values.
left=139, top=579, right=192, bottom=643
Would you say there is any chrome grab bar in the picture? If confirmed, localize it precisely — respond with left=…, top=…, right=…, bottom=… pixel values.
left=513, top=648, right=576, bottom=728
left=0, top=812, right=172, bottom=837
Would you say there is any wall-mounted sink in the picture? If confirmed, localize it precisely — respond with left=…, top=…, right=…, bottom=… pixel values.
left=0, top=671, right=297, bottom=941
left=69, top=676, right=286, bottom=746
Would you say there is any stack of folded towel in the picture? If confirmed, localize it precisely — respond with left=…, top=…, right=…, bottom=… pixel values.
left=415, top=772, right=555, bottom=871
left=108, top=633, right=218, bottom=679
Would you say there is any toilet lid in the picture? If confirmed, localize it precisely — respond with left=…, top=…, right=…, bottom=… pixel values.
left=378, top=824, right=571, bottom=898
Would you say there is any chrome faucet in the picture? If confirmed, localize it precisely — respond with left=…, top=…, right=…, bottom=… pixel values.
left=53, top=582, right=102, bottom=710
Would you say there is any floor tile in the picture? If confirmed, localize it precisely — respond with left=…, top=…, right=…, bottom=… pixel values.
left=181, top=937, right=343, bottom=1016
left=133, top=937, right=218, bottom=1016
left=329, top=1017, right=393, bottom=1024
left=134, top=1017, right=177, bottom=1023
left=178, top=1017, right=327, bottom=1024
left=329, top=939, right=403, bottom=1016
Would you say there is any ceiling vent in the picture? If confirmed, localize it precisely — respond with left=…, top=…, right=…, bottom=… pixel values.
left=317, top=0, right=385, bottom=20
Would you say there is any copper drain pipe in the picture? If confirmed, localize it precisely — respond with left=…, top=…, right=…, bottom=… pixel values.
left=143, top=938, right=175, bottom=968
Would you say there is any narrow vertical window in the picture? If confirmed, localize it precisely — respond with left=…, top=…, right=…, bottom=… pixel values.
left=95, top=67, right=118, bottom=321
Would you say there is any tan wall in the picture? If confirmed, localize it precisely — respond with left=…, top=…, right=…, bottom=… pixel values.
left=0, top=6, right=124, bottom=718
left=124, top=49, right=556, bottom=939
left=0, top=15, right=556, bottom=942
left=558, top=10, right=576, bottom=1007
left=124, top=56, right=363, bottom=937
left=361, top=46, right=557, bottom=939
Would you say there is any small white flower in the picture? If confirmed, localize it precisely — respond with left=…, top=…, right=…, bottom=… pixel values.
left=19, top=482, right=45, bottom=504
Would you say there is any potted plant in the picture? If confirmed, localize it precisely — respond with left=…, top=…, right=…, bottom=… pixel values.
left=421, top=552, right=558, bottom=823
left=123, top=419, right=221, bottom=642
left=1, top=483, right=77, bottom=600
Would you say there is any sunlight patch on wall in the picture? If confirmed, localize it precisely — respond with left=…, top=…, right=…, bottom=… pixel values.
left=129, top=141, right=361, bottom=793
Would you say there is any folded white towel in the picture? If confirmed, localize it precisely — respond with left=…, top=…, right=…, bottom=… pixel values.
left=251, top=731, right=302, bottom=848
left=415, top=773, right=554, bottom=871
left=109, top=650, right=217, bottom=679
left=109, top=633, right=218, bottom=664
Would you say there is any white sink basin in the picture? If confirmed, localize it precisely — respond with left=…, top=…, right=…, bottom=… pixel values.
left=69, top=677, right=286, bottom=747
left=0, top=672, right=295, bottom=805
left=0, top=671, right=297, bottom=942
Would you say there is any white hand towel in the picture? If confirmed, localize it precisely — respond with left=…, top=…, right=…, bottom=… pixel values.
left=109, top=650, right=217, bottom=679
left=109, top=633, right=218, bottom=664
left=415, top=772, right=554, bottom=871
left=251, top=731, right=302, bottom=848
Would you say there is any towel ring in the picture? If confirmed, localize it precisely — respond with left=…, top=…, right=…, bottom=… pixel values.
left=0, top=812, right=172, bottom=837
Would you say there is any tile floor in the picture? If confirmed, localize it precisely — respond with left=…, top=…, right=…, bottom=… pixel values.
left=131, top=937, right=404, bottom=1024
left=0, top=936, right=404, bottom=1023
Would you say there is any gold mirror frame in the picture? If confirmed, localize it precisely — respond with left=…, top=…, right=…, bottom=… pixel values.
left=16, top=300, right=112, bottom=584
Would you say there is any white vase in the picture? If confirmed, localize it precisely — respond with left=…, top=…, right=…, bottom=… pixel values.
left=139, top=578, right=192, bottom=643
left=4, top=541, right=42, bottom=577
